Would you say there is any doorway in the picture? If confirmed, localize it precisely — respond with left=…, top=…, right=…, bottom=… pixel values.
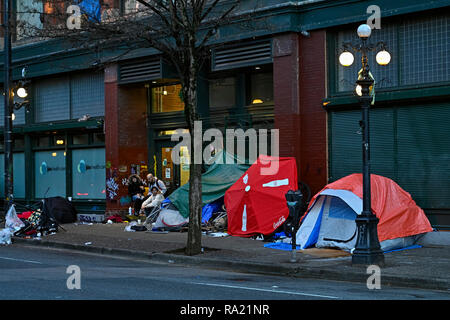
left=155, top=141, right=190, bottom=196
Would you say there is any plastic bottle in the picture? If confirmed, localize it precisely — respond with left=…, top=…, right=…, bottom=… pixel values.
left=128, top=207, right=132, bottom=215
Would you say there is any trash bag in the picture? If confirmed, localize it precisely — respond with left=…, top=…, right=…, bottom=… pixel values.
left=124, top=221, right=137, bottom=232
left=0, top=228, right=13, bottom=245
left=1, top=205, right=25, bottom=245
left=5, top=205, right=25, bottom=232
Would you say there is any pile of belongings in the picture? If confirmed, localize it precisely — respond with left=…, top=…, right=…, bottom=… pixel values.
left=13, top=197, right=77, bottom=239
left=201, top=197, right=228, bottom=233
left=147, top=198, right=228, bottom=233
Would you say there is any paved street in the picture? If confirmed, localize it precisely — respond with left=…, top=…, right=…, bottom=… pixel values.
left=0, top=244, right=449, bottom=301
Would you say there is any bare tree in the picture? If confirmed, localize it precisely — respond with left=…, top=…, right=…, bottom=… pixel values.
left=20, top=0, right=240, bottom=255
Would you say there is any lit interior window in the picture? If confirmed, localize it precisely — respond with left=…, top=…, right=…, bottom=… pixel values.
left=151, top=84, right=185, bottom=113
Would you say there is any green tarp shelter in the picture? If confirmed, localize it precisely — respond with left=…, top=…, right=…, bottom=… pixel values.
left=168, top=151, right=250, bottom=218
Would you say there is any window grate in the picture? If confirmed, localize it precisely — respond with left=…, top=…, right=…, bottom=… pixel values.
left=399, top=14, right=450, bottom=86
left=119, top=58, right=161, bottom=83
left=212, top=40, right=272, bottom=71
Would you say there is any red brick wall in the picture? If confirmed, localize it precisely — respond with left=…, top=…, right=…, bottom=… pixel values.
left=104, top=65, right=148, bottom=215
left=273, top=31, right=328, bottom=195
left=298, top=30, right=328, bottom=195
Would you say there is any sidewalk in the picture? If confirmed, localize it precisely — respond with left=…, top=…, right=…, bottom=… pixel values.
left=10, top=222, right=450, bottom=291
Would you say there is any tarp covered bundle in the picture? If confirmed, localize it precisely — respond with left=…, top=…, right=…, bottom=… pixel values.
left=225, top=155, right=298, bottom=237
left=12, top=197, right=78, bottom=238
left=78, top=0, right=102, bottom=22
left=43, top=197, right=78, bottom=224
left=294, top=174, right=433, bottom=252
left=168, top=151, right=250, bottom=219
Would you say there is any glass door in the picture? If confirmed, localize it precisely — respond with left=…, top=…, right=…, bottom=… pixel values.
left=156, top=142, right=190, bottom=195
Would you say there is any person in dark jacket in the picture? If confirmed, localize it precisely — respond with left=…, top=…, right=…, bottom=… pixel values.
left=128, top=174, right=145, bottom=214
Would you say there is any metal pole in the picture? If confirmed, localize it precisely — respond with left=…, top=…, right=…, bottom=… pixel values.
left=351, top=39, right=384, bottom=266
left=3, top=0, right=14, bottom=214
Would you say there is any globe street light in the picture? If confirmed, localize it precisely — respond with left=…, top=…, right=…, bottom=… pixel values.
left=339, top=24, right=391, bottom=266
left=376, top=50, right=391, bottom=66
left=16, top=87, right=28, bottom=99
left=339, top=51, right=354, bottom=67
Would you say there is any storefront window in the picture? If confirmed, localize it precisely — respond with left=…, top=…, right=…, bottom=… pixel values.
left=54, top=136, right=65, bottom=146
left=37, top=136, right=51, bottom=147
left=73, top=134, right=89, bottom=145
left=72, top=148, right=106, bottom=199
left=209, top=77, right=236, bottom=108
left=157, top=129, right=189, bottom=136
left=249, top=72, right=273, bottom=105
left=151, top=84, right=185, bottom=113
left=35, top=150, right=66, bottom=198
left=14, top=138, right=25, bottom=149
left=93, top=133, right=105, bottom=143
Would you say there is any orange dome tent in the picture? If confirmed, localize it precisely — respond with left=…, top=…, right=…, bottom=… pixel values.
left=295, top=174, right=433, bottom=252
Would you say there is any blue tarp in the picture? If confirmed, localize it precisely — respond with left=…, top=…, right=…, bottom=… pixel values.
left=79, top=0, right=101, bottom=22
left=264, top=242, right=301, bottom=251
left=384, top=245, right=422, bottom=253
left=201, top=198, right=224, bottom=224
left=264, top=242, right=423, bottom=253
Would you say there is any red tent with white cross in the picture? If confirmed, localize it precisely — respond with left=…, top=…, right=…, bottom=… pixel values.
left=225, top=155, right=298, bottom=237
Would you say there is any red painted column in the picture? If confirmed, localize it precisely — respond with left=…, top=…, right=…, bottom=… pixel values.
left=273, top=31, right=328, bottom=195
left=104, top=65, right=148, bottom=215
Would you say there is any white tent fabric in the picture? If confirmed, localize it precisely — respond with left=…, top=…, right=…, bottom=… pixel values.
left=153, top=208, right=189, bottom=229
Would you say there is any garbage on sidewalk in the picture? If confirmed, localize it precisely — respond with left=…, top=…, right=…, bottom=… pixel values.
left=0, top=206, right=25, bottom=245
left=10, top=197, right=78, bottom=241
left=124, top=221, right=148, bottom=232
left=122, top=197, right=228, bottom=234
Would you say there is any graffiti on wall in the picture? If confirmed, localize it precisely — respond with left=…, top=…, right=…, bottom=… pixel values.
left=106, top=177, right=119, bottom=200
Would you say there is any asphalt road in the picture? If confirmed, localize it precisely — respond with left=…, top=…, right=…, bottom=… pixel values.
left=0, top=244, right=449, bottom=303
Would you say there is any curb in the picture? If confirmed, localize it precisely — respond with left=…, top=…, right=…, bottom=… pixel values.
left=12, top=237, right=450, bottom=292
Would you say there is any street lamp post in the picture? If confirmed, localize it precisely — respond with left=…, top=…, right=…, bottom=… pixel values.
left=3, top=0, right=14, bottom=214
left=339, top=24, right=391, bottom=266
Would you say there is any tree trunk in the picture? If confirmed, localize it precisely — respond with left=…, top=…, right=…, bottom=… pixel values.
left=186, top=161, right=202, bottom=255
left=184, top=60, right=203, bottom=256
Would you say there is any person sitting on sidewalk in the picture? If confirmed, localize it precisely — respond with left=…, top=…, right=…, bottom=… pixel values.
left=141, top=186, right=165, bottom=216
left=128, top=174, right=145, bottom=214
